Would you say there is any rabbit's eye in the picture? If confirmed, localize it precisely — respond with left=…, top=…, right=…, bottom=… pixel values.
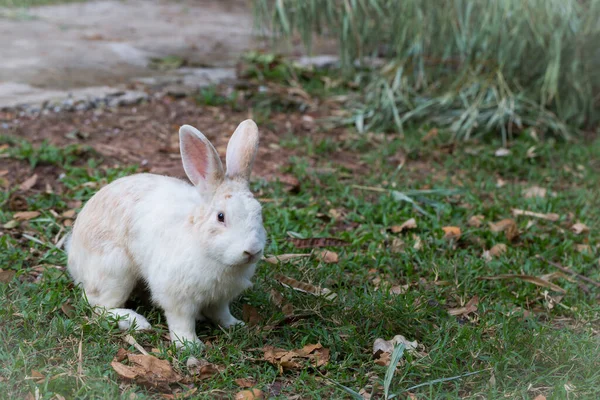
left=217, top=212, right=225, bottom=223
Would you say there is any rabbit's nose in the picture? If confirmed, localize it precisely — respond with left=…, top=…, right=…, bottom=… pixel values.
left=244, top=249, right=261, bottom=257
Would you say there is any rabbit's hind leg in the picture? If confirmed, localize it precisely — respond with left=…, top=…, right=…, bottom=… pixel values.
left=79, top=252, right=151, bottom=331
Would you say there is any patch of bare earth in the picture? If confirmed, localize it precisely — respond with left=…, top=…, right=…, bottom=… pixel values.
left=1, top=97, right=363, bottom=188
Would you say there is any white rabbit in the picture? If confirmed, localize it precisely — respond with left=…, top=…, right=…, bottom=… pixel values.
left=66, top=119, right=266, bottom=348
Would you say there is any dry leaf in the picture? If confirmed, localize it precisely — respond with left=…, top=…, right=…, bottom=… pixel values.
left=575, top=244, right=592, bottom=254
left=0, top=269, right=16, bottom=283
left=111, top=353, right=182, bottom=392
left=412, top=235, right=423, bottom=250
left=317, top=250, right=339, bottom=264
left=533, top=395, right=547, bottom=400
left=30, top=370, right=45, bottom=383
left=479, top=274, right=565, bottom=293
left=262, top=343, right=330, bottom=372
left=186, top=357, right=221, bottom=380
left=390, top=237, right=405, bottom=253
left=523, top=186, right=547, bottom=199
left=270, top=289, right=285, bottom=308
left=571, top=222, right=589, bottom=235
left=390, top=218, right=417, bottom=233
left=448, top=296, right=479, bottom=316
left=235, top=389, right=265, bottom=400
left=373, top=335, right=420, bottom=366
left=389, top=285, right=409, bottom=295
left=511, top=209, right=559, bottom=222
left=62, top=209, right=77, bottom=218
left=235, top=377, right=257, bottom=388
left=288, top=237, right=349, bottom=248
left=496, top=177, right=507, bottom=188
left=262, top=254, right=310, bottom=265
left=61, top=301, right=76, bottom=318
left=275, top=274, right=337, bottom=300
left=422, top=128, right=438, bottom=142
left=468, top=215, right=484, bottom=228
left=489, top=244, right=507, bottom=257
left=13, top=211, right=41, bottom=221
left=489, top=219, right=519, bottom=241
left=19, top=174, right=38, bottom=191
left=242, top=304, right=262, bottom=327
left=442, top=226, right=461, bottom=240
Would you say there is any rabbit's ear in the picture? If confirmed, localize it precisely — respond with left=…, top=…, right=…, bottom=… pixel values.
left=225, top=119, right=259, bottom=181
left=179, top=125, right=224, bottom=192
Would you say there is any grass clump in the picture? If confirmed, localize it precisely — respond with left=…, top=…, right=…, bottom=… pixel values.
left=254, top=0, right=600, bottom=141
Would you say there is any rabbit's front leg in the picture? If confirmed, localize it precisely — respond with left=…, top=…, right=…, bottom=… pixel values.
left=164, top=306, right=203, bottom=349
left=203, top=302, right=244, bottom=328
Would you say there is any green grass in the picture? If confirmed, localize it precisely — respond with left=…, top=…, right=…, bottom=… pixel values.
left=1, top=128, right=599, bottom=399
left=254, top=0, right=600, bottom=140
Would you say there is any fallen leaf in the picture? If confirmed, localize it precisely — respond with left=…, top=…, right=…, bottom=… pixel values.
left=13, top=211, right=40, bottom=221
left=2, top=220, right=19, bottom=229
left=8, top=193, right=28, bottom=211
left=494, top=148, right=511, bottom=157
left=442, top=226, right=461, bottom=240
left=571, top=222, right=589, bottom=235
left=186, top=357, right=221, bottom=380
left=412, top=235, right=423, bottom=250
left=489, top=244, right=507, bottom=257
left=270, top=289, right=285, bottom=308
left=61, top=301, right=76, bottom=318
left=19, top=174, right=38, bottom=191
left=511, top=209, right=559, bottom=222
left=0, top=269, right=16, bottom=283
left=523, top=186, right=547, bottom=199
left=61, top=209, right=77, bottom=218
left=111, top=353, right=182, bottom=392
left=328, top=208, right=347, bottom=220
left=275, top=274, right=337, bottom=300
left=390, top=237, right=405, bottom=253
left=235, top=389, right=265, bottom=400
left=533, top=395, right=547, bottom=400
left=389, top=285, right=409, bottom=295
left=575, top=244, right=592, bottom=254
left=288, top=237, right=349, bottom=248
left=390, top=218, right=417, bottom=233
left=496, top=177, right=507, bottom=188
left=422, top=128, right=438, bottom=142
left=489, top=219, right=519, bottom=241
left=262, top=343, right=329, bottom=372
left=468, top=215, right=484, bottom=228
left=242, top=304, right=262, bottom=326
left=115, top=348, right=128, bottom=362
left=235, top=377, right=257, bottom=388
left=448, top=296, right=479, bottom=316
left=479, top=274, right=565, bottom=293
left=30, top=370, right=45, bottom=383
left=317, top=250, right=339, bottom=263
left=262, top=254, right=310, bottom=265
left=373, top=335, right=421, bottom=366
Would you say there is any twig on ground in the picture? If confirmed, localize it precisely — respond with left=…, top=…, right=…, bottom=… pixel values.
left=123, top=334, right=149, bottom=355
left=537, top=255, right=600, bottom=289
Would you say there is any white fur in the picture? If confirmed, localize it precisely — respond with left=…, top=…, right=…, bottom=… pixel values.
left=67, top=120, right=266, bottom=349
